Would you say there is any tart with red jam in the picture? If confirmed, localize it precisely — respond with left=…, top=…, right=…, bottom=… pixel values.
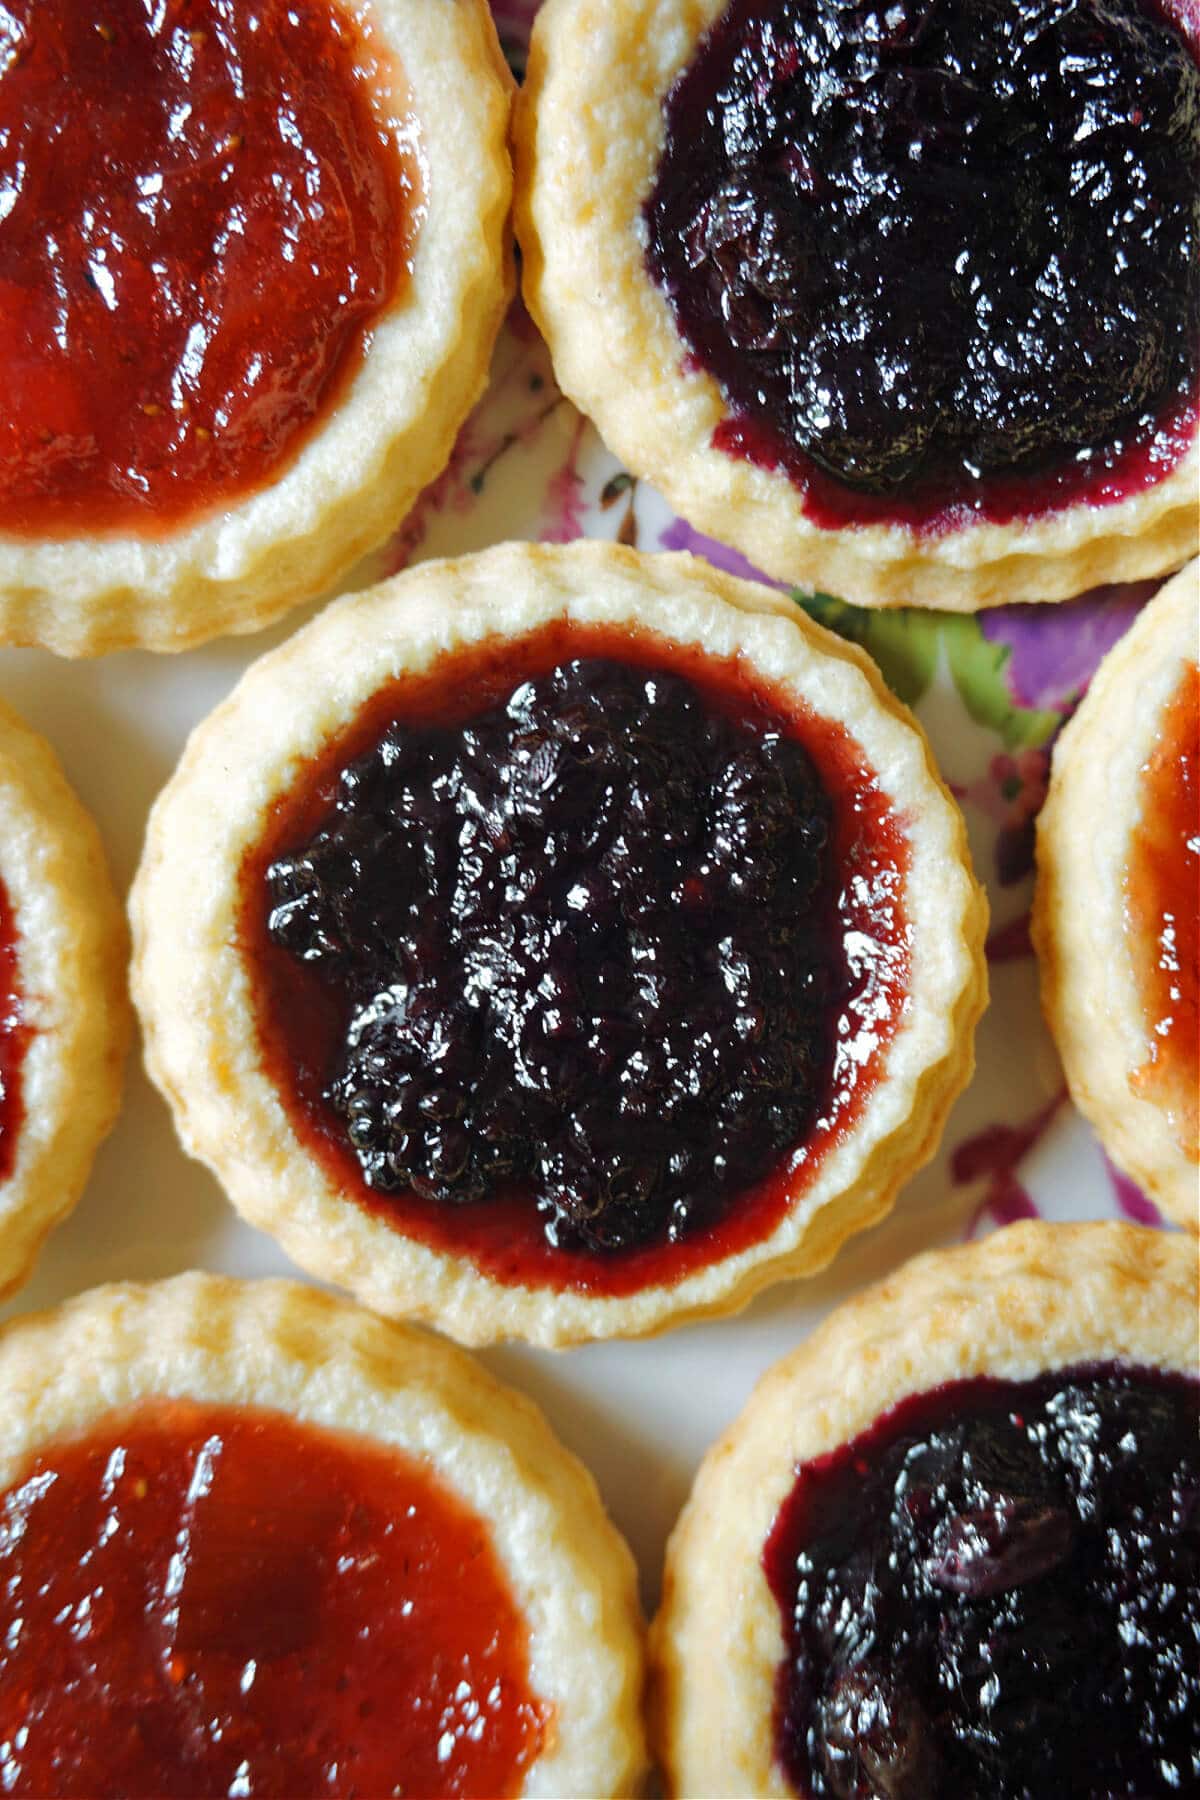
left=0, top=0, right=511, bottom=656
left=515, top=0, right=1200, bottom=610
left=1035, top=560, right=1199, bottom=1230
left=0, top=1273, right=646, bottom=1797
left=0, top=701, right=128, bottom=1296
left=131, top=542, right=986, bottom=1345
left=651, top=1221, right=1200, bottom=1798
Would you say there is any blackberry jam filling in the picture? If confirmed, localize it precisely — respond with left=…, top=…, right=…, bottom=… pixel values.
left=645, top=0, right=1200, bottom=531
left=1127, top=661, right=1199, bottom=1153
left=244, top=626, right=908, bottom=1293
left=0, top=0, right=414, bottom=536
left=0, top=876, right=26, bottom=1184
left=764, top=1363, right=1200, bottom=1798
left=0, top=1400, right=546, bottom=1797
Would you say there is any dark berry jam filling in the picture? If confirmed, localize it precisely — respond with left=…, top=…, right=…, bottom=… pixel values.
left=244, top=624, right=909, bottom=1295
left=0, top=876, right=26, bottom=1185
left=0, top=1399, right=547, bottom=1798
left=645, top=0, right=1200, bottom=533
left=1128, top=660, right=1199, bottom=1154
left=0, top=0, right=415, bottom=537
left=764, top=1362, right=1200, bottom=1798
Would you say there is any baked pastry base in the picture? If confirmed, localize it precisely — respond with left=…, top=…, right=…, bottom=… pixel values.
left=1034, top=559, right=1199, bottom=1230
left=0, top=0, right=513, bottom=657
left=0, top=1272, right=647, bottom=1799
left=650, top=1220, right=1200, bottom=1798
left=514, top=0, right=1199, bottom=611
left=131, top=540, right=987, bottom=1346
left=0, top=701, right=129, bottom=1297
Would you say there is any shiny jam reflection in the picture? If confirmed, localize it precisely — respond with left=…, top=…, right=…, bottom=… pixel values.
left=0, top=0, right=418, bottom=536
left=0, top=1400, right=547, bottom=1797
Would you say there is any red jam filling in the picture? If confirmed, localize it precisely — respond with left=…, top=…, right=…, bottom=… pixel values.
left=0, top=876, right=26, bottom=1185
left=764, top=1363, right=1200, bottom=1797
left=242, top=624, right=911, bottom=1297
left=1127, top=660, right=1199, bottom=1155
left=0, top=1400, right=548, bottom=1798
left=0, top=0, right=416, bottom=537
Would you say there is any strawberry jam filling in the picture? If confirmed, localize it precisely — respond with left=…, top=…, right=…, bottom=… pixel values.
left=645, top=0, right=1200, bottom=534
left=1127, top=660, right=1199, bottom=1155
left=0, top=1400, right=547, bottom=1798
left=0, top=0, right=415, bottom=537
left=764, top=1363, right=1200, bottom=1798
left=0, top=876, right=26, bottom=1185
left=244, top=625, right=910, bottom=1295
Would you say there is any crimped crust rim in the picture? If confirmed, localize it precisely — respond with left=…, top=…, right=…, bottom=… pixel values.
left=513, top=0, right=1199, bottom=613
left=0, top=1271, right=648, bottom=1800
left=650, top=1220, right=1200, bottom=1798
left=1033, top=560, right=1199, bottom=1230
left=0, top=700, right=130, bottom=1298
left=131, top=540, right=987, bottom=1347
left=0, top=0, right=514, bottom=657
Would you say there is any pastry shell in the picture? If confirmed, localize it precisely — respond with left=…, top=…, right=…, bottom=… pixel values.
left=649, top=1220, right=1200, bottom=1799
left=0, top=700, right=130, bottom=1297
left=1034, top=560, right=1198, bottom=1230
left=130, top=540, right=988, bottom=1347
left=514, top=0, right=1199, bottom=612
left=0, top=0, right=513, bottom=658
left=0, top=1272, right=648, bottom=1799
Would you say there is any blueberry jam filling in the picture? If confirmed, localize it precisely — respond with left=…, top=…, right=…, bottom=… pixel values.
left=764, top=1364, right=1200, bottom=1798
left=264, top=656, right=844, bottom=1257
left=645, top=0, right=1200, bottom=518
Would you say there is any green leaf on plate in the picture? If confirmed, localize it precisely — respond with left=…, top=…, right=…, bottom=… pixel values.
left=792, top=592, right=941, bottom=706
left=940, top=615, right=1061, bottom=751
left=793, top=590, right=1061, bottom=752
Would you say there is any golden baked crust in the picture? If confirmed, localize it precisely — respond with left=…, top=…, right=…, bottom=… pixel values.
left=1034, top=561, right=1199, bottom=1231
left=649, top=1221, right=1200, bottom=1799
left=0, top=1272, right=647, bottom=1799
left=0, top=701, right=130, bottom=1297
left=0, top=0, right=513, bottom=658
left=513, top=0, right=1199, bottom=612
left=130, top=540, right=987, bottom=1346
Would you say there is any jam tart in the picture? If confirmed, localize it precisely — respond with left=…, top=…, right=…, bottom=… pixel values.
left=131, top=541, right=987, bottom=1346
left=0, top=700, right=129, bottom=1298
left=515, top=0, right=1200, bottom=610
left=0, top=1273, right=647, bottom=1798
left=1034, top=559, right=1198, bottom=1231
left=651, top=1221, right=1200, bottom=1798
left=0, top=0, right=512, bottom=656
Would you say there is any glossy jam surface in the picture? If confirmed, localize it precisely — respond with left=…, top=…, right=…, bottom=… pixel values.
left=646, top=0, right=1200, bottom=532
left=0, top=0, right=414, bottom=537
left=1127, top=660, right=1200, bottom=1155
left=0, top=1400, right=546, bottom=1798
left=764, top=1363, right=1200, bottom=1798
left=245, top=625, right=909, bottom=1295
left=0, top=877, right=25, bottom=1183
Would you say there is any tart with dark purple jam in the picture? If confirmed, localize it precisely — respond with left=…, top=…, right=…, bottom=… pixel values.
left=1035, top=559, right=1199, bottom=1231
left=652, top=1221, right=1200, bottom=1798
left=130, top=542, right=987, bottom=1346
left=0, top=699, right=128, bottom=1298
left=0, top=1273, right=647, bottom=1797
left=0, top=0, right=512, bottom=656
left=516, top=0, right=1200, bottom=608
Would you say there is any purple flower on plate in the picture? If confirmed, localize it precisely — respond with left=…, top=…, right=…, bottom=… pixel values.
left=539, top=415, right=589, bottom=543
left=954, top=1092, right=1066, bottom=1238
left=1103, top=1154, right=1163, bottom=1227
left=980, top=580, right=1160, bottom=715
left=958, top=746, right=1051, bottom=885
left=657, top=516, right=779, bottom=586
left=490, top=0, right=541, bottom=32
